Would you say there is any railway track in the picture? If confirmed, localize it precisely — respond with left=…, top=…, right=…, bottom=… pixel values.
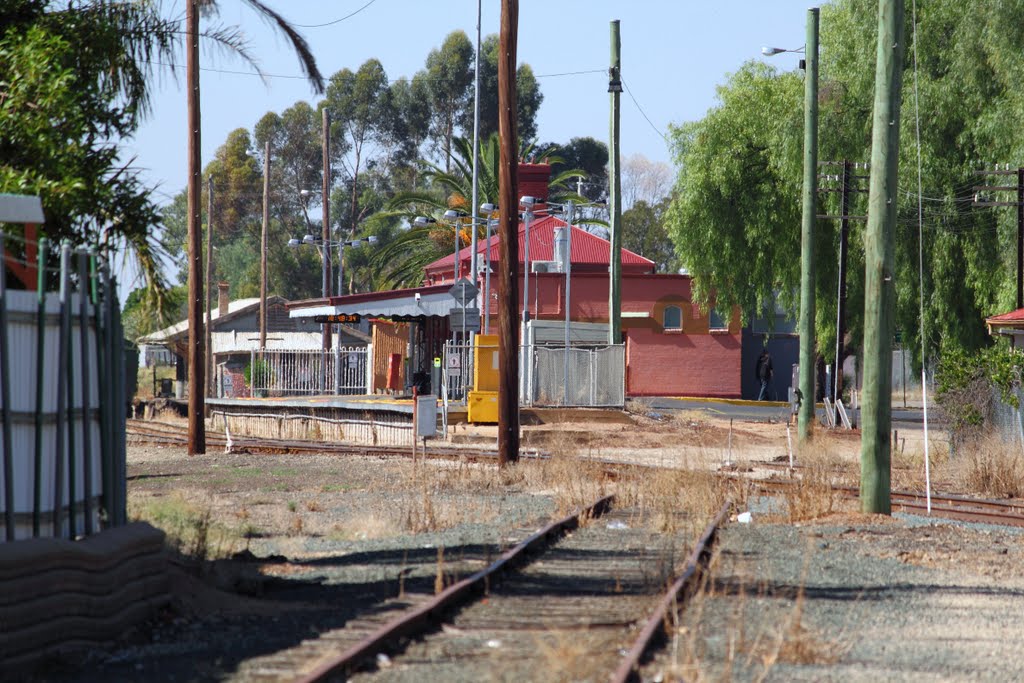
left=130, top=420, right=1024, bottom=529
left=127, top=419, right=515, bottom=463
left=198, top=496, right=730, bottom=683
left=747, top=475, right=1024, bottom=528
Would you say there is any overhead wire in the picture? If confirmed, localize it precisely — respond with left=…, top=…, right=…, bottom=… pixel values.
left=621, top=78, right=668, bottom=143
left=291, top=0, right=379, bottom=28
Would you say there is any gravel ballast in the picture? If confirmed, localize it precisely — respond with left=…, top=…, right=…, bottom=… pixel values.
left=647, top=514, right=1024, bottom=681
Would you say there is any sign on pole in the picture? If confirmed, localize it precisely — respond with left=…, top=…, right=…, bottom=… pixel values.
left=449, top=307, right=481, bottom=332
left=448, top=277, right=479, bottom=304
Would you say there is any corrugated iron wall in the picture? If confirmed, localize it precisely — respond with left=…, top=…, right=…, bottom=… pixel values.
left=1, top=242, right=127, bottom=542
left=371, top=321, right=409, bottom=392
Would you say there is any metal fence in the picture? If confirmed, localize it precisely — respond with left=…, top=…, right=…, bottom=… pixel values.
left=0, top=238, right=127, bottom=542
left=248, top=346, right=371, bottom=396
left=442, top=340, right=475, bottom=402
left=989, top=386, right=1024, bottom=450
left=441, top=341, right=624, bottom=408
left=528, top=344, right=625, bottom=407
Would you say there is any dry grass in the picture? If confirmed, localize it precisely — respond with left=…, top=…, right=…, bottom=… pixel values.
left=945, top=432, right=1024, bottom=497
left=660, top=542, right=846, bottom=682
left=129, top=492, right=240, bottom=561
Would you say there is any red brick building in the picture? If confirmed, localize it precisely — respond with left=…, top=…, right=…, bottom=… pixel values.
left=288, top=164, right=742, bottom=398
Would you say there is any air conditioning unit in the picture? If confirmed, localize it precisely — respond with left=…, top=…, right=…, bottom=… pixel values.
left=531, top=260, right=560, bottom=273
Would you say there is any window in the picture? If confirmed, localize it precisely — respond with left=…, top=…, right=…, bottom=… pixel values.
left=709, top=308, right=727, bottom=330
left=663, top=305, right=682, bottom=330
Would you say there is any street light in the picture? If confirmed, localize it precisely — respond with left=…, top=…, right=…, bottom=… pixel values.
left=765, top=8, right=819, bottom=442
left=289, top=233, right=377, bottom=297
left=760, top=45, right=804, bottom=56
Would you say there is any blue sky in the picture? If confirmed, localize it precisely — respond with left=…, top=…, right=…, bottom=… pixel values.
left=125, top=0, right=827, bottom=207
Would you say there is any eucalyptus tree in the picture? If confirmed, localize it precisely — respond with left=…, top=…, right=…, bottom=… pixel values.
left=464, top=33, right=543, bottom=145
left=424, top=31, right=474, bottom=173
left=324, top=59, right=395, bottom=239
left=254, top=101, right=323, bottom=234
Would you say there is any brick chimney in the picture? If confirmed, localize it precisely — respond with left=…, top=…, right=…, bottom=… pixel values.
left=217, top=281, right=229, bottom=318
left=518, top=163, right=551, bottom=209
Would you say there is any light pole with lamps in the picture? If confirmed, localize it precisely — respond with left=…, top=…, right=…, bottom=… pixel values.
left=289, top=233, right=378, bottom=297
left=289, top=233, right=377, bottom=393
left=764, top=6, right=819, bottom=444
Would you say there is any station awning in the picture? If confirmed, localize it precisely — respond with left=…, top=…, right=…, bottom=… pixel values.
left=288, top=285, right=461, bottom=321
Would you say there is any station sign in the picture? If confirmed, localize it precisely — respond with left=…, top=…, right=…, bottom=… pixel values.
left=313, top=313, right=361, bottom=324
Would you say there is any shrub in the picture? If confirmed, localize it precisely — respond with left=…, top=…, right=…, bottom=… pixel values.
left=935, top=344, right=1023, bottom=443
left=243, top=359, right=272, bottom=388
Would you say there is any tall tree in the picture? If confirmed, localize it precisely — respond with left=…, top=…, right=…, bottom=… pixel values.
left=425, top=31, right=474, bottom=173
left=538, top=136, right=609, bottom=201
left=622, top=198, right=677, bottom=273
left=324, top=59, right=393, bottom=238
left=254, top=101, right=323, bottom=234
left=667, top=0, right=1024, bottom=369
left=467, top=33, right=543, bottom=145
left=622, top=154, right=672, bottom=210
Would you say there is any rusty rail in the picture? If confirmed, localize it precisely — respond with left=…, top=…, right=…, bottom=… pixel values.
left=610, top=500, right=732, bottom=683
left=296, top=494, right=615, bottom=682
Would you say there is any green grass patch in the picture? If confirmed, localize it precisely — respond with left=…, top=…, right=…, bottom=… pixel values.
left=129, top=494, right=237, bottom=561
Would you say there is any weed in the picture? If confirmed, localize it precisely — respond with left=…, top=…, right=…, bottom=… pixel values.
left=129, top=493, right=234, bottom=562
left=780, top=465, right=836, bottom=522
left=289, top=515, right=304, bottom=536
left=305, top=499, right=324, bottom=512
left=949, top=432, right=1024, bottom=497
left=287, top=501, right=297, bottom=513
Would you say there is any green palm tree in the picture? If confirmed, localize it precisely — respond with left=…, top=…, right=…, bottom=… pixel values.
left=372, top=134, right=591, bottom=289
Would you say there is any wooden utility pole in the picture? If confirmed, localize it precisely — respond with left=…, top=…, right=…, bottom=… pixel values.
left=205, top=176, right=214, bottom=400
left=819, top=160, right=869, bottom=403
left=260, top=140, right=270, bottom=351
left=497, top=0, right=520, bottom=466
left=322, top=108, right=332, bottom=351
left=797, top=6, right=819, bottom=444
left=186, top=0, right=205, bottom=454
left=861, top=0, right=905, bottom=515
left=608, top=19, right=622, bottom=345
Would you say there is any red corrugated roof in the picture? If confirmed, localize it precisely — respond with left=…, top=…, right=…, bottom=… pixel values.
left=987, top=308, right=1024, bottom=324
left=424, top=215, right=654, bottom=276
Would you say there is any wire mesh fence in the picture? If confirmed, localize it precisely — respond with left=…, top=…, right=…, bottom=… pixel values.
left=529, top=344, right=625, bottom=407
left=441, top=341, right=625, bottom=408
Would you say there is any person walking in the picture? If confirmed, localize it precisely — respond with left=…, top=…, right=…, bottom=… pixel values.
left=756, top=348, right=774, bottom=401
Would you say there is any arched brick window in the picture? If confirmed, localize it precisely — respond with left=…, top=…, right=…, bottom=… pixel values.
left=663, top=305, right=682, bottom=331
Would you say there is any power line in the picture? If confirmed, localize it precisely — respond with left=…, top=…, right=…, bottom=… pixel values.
left=147, top=60, right=605, bottom=85
left=621, top=78, right=667, bottom=143
left=291, top=0, right=379, bottom=28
